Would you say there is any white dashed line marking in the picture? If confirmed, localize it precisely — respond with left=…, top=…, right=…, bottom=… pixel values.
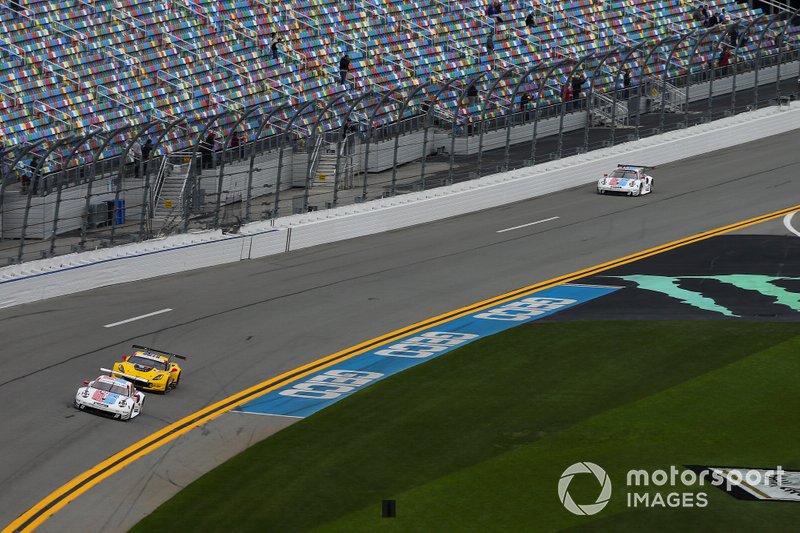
left=104, top=308, right=173, bottom=328
left=497, top=216, right=560, bottom=233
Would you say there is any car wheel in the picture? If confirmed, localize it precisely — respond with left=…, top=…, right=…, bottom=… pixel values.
left=650, top=180, right=654, bottom=192
left=637, top=184, right=643, bottom=196
left=174, top=373, right=181, bottom=388
left=75, top=401, right=83, bottom=410
left=597, top=188, right=603, bottom=194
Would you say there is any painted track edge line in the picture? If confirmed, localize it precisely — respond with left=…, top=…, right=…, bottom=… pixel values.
left=5, top=202, right=799, bottom=533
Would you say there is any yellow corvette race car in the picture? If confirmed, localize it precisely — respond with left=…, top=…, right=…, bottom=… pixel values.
left=113, top=345, right=185, bottom=393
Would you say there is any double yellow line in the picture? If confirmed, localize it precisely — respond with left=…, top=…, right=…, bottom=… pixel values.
left=5, top=204, right=798, bottom=533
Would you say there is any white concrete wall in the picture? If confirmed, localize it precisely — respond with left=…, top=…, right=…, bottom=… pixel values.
left=2, top=179, right=128, bottom=239
left=0, top=101, right=798, bottom=308
left=686, top=60, right=800, bottom=103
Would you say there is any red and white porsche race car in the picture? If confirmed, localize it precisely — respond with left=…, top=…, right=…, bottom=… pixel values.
left=74, top=369, right=146, bottom=421
left=597, top=164, right=655, bottom=196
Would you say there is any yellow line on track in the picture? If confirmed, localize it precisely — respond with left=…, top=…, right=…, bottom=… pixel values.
left=5, top=203, right=799, bottom=533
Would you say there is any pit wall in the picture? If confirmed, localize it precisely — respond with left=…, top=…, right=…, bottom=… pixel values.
left=0, top=101, right=797, bottom=309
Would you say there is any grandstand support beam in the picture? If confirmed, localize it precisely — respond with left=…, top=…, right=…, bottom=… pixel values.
left=184, top=111, right=232, bottom=233
left=420, top=78, right=461, bottom=190
left=753, top=16, right=783, bottom=109
left=558, top=51, right=597, bottom=160
left=684, top=26, right=724, bottom=126
left=659, top=30, right=698, bottom=132
left=635, top=37, right=680, bottom=139
left=363, top=89, right=403, bottom=201
left=52, top=130, right=105, bottom=256
left=245, top=103, right=292, bottom=222
left=774, top=7, right=800, bottom=103
left=476, top=66, right=519, bottom=178
left=305, top=93, right=351, bottom=211
left=530, top=58, right=574, bottom=166
left=275, top=99, right=318, bottom=219
left=731, top=15, right=770, bottom=114
left=390, top=82, right=434, bottom=195
left=17, top=136, right=78, bottom=263
left=80, top=125, right=138, bottom=249
left=708, top=22, right=740, bottom=119
left=1, top=138, right=49, bottom=243
left=504, top=64, right=551, bottom=172
left=449, top=72, right=490, bottom=185
left=214, top=106, right=259, bottom=229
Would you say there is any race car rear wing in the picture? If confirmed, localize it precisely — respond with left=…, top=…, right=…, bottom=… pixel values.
left=132, top=344, right=187, bottom=362
left=617, top=163, right=655, bottom=170
left=100, top=367, right=150, bottom=384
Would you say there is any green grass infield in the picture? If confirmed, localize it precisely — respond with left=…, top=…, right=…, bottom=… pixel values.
left=133, top=321, right=800, bottom=532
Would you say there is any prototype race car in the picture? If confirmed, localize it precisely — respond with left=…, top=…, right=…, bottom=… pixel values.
left=112, top=345, right=185, bottom=393
left=597, top=164, right=655, bottom=196
left=74, top=370, right=146, bottom=420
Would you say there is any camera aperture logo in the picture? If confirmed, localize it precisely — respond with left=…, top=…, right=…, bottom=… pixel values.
left=558, top=462, right=612, bottom=516
left=558, top=462, right=787, bottom=515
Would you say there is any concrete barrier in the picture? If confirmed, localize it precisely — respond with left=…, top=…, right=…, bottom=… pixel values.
left=0, top=101, right=797, bottom=309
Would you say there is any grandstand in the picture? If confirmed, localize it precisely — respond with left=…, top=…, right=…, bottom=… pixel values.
left=0, top=0, right=798, bottom=258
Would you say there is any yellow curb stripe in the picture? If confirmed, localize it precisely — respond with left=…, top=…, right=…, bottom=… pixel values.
left=5, top=203, right=798, bottom=533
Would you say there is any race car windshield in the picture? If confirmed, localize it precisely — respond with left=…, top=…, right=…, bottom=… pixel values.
left=611, top=170, right=638, bottom=180
left=128, top=355, right=168, bottom=370
left=94, top=381, right=128, bottom=395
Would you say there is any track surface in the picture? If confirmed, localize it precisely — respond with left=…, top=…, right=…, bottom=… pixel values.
left=1, top=129, right=798, bottom=531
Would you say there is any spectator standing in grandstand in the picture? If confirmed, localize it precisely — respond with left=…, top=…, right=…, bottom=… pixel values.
left=142, top=138, right=153, bottom=177
left=728, top=26, right=739, bottom=47
left=705, top=10, right=718, bottom=27
left=466, top=84, right=478, bottom=106
left=486, top=2, right=495, bottom=17
left=339, top=53, right=350, bottom=86
left=623, top=68, right=631, bottom=98
left=571, top=71, right=586, bottom=108
left=229, top=130, right=240, bottom=161
left=492, top=1, right=503, bottom=23
left=485, top=33, right=494, bottom=55
left=694, top=4, right=707, bottom=23
left=9, top=0, right=22, bottom=18
left=525, top=12, right=535, bottom=28
left=27, top=154, right=40, bottom=195
left=718, top=46, right=730, bottom=75
left=718, top=8, right=726, bottom=24
left=131, top=140, right=142, bottom=179
left=200, top=131, right=215, bottom=168
left=560, top=81, right=572, bottom=109
left=142, top=138, right=153, bottom=163
left=519, top=92, right=531, bottom=121
left=271, top=36, right=281, bottom=61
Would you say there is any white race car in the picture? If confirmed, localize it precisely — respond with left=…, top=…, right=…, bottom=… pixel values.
left=74, top=369, right=146, bottom=421
left=597, top=164, right=655, bottom=196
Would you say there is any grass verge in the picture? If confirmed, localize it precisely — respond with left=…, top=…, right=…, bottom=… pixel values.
left=133, top=321, right=800, bottom=532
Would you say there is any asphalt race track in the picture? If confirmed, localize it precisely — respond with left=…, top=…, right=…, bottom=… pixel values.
left=1, top=128, right=798, bottom=532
